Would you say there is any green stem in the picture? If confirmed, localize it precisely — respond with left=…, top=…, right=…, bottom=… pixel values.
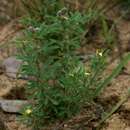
left=94, top=53, right=130, bottom=97
left=96, top=89, right=130, bottom=130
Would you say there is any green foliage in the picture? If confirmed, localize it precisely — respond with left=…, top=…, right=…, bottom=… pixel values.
left=18, top=10, right=88, bottom=130
left=20, top=0, right=65, bottom=21
left=94, top=53, right=130, bottom=97
left=16, top=1, right=130, bottom=130
left=17, top=7, right=107, bottom=129
left=101, top=16, right=116, bottom=50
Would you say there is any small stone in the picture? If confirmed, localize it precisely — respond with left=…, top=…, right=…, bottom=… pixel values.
left=63, top=124, right=68, bottom=128
left=0, top=100, right=28, bottom=113
left=2, top=56, right=22, bottom=78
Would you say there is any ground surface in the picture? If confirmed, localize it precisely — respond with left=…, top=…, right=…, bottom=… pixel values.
left=0, top=3, right=130, bottom=130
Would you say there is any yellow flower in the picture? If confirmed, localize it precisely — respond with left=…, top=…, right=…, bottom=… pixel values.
left=85, top=72, right=90, bottom=76
left=61, top=16, right=69, bottom=20
left=69, top=73, right=74, bottom=77
left=25, top=109, right=32, bottom=115
left=96, top=49, right=103, bottom=57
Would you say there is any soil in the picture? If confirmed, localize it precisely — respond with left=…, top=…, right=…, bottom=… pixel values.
left=0, top=2, right=130, bottom=130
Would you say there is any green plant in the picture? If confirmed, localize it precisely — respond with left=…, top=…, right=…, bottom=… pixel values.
left=101, top=16, right=117, bottom=50
left=18, top=9, right=87, bottom=130
left=17, top=6, right=108, bottom=129
left=16, top=1, right=130, bottom=130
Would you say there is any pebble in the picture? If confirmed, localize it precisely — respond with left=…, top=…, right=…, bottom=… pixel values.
left=2, top=56, right=22, bottom=78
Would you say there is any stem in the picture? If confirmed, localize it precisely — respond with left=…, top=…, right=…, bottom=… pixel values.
left=94, top=53, right=130, bottom=97
left=96, top=89, right=130, bottom=130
